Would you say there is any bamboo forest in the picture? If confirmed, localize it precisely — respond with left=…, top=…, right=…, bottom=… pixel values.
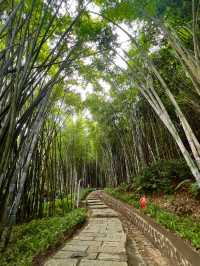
left=1, top=0, right=200, bottom=265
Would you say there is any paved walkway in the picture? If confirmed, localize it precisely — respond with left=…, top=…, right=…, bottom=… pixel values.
left=45, top=194, right=128, bottom=266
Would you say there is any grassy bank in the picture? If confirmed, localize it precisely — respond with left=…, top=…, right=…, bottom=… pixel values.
left=105, top=188, right=200, bottom=250
left=0, top=208, right=86, bottom=266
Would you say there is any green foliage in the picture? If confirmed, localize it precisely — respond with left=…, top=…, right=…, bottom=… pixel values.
left=54, top=198, right=73, bottom=216
left=0, top=209, right=86, bottom=266
left=105, top=187, right=140, bottom=207
left=64, top=91, right=83, bottom=112
left=145, top=203, right=200, bottom=249
left=80, top=188, right=94, bottom=200
left=59, top=114, right=105, bottom=183
left=45, top=188, right=94, bottom=216
left=96, top=0, right=192, bottom=23
left=135, top=159, right=191, bottom=194
left=106, top=188, right=200, bottom=250
left=76, top=14, right=104, bottom=42
left=189, top=182, right=200, bottom=198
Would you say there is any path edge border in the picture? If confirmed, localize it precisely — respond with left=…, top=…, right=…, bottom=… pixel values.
left=96, top=191, right=200, bottom=266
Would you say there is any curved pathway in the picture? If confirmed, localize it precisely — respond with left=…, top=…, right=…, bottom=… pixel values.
left=45, top=193, right=170, bottom=266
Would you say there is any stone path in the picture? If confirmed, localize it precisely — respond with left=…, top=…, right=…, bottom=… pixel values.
left=45, top=194, right=128, bottom=266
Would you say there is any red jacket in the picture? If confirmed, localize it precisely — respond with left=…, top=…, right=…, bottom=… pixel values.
left=140, top=196, right=147, bottom=208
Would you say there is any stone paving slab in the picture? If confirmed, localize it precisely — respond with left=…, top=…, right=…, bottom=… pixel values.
left=88, top=205, right=108, bottom=209
left=79, top=260, right=128, bottom=266
left=100, top=244, right=126, bottom=253
left=87, top=200, right=102, bottom=204
left=91, top=209, right=119, bottom=217
left=73, top=235, right=94, bottom=240
left=54, top=251, right=86, bottom=259
left=45, top=258, right=78, bottom=266
left=98, top=252, right=127, bottom=262
left=87, top=201, right=105, bottom=204
left=67, top=239, right=102, bottom=247
left=61, top=244, right=88, bottom=252
left=87, top=203, right=104, bottom=206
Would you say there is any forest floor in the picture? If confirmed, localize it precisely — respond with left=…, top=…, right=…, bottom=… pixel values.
left=149, top=191, right=200, bottom=220
left=44, top=192, right=171, bottom=266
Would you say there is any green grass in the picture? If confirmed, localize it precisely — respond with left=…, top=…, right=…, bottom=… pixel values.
left=105, top=188, right=200, bottom=250
left=0, top=208, right=86, bottom=266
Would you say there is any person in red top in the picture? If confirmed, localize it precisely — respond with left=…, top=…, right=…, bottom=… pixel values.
left=140, top=195, right=147, bottom=209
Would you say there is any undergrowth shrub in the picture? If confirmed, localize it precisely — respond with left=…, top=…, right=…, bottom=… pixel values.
left=44, top=188, right=93, bottom=216
left=80, top=188, right=94, bottom=200
left=189, top=182, right=200, bottom=199
left=135, top=158, right=191, bottom=194
left=1, top=209, right=86, bottom=266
